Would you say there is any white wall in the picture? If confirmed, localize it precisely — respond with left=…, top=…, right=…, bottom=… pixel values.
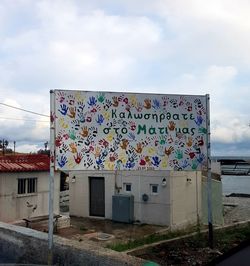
left=211, top=160, right=221, bottom=175
left=69, top=170, right=171, bottom=226
left=170, top=171, right=202, bottom=229
left=69, top=170, right=202, bottom=228
left=0, top=171, right=60, bottom=223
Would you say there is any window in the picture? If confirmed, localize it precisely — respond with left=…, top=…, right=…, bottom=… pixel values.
left=123, top=183, right=132, bottom=193
left=18, top=178, right=37, bottom=195
left=150, top=184, right=159, bottom=195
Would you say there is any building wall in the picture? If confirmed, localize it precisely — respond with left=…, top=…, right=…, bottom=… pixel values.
left=69, top=170, right=202, bottom=227
left=211, top=160, right=221, bottom=175
left=170, top=171, right=202, bottom=229
left=0, top=171, right=60, bottom=223
left=69, top=170, right=172, bottom=226
left=202, top=177, right=223, bottom=226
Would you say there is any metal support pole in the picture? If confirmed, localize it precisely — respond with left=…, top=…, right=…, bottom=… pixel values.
left=206, top=94, right=213, bottom=248
left=48, top=90, right=55, bottom=265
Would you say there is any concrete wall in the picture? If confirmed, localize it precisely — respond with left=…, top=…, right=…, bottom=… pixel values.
left=0, top=222, right=145, bottom=265
left=202, top=177, right=224, bottom=226
left=69, top=170, right=171, bottom=225
left=0, top=171, right=60, bottom=223
left=170, top=171, right=202, bottom=229
left=211, top=160, right=221, bottom=175
left=70, top=170, right=203, bottom=227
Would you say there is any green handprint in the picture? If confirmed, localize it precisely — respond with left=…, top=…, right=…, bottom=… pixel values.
left=97, top=92, right=105, bottom=103
left=159, top=135, right=166, bottom=145
left=69, top=130, right=76, bottom=140
left=198, top=127, right=207, bottom=134
left=192, top=160, right=198, bottom=170
left=175, top=149, right=183, bottom=159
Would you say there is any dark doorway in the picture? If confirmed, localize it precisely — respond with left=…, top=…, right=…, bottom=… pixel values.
left=89, top=177, right=105, bottom=217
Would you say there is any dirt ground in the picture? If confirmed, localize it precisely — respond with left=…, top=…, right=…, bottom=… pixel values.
left=23, top=195, right=250, bottom=265
left=56, top=216, right=167, bottom=247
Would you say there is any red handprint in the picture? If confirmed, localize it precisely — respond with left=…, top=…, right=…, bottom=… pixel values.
left=74, top=153, right=82, bottom=164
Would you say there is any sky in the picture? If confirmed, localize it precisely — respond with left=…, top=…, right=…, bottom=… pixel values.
left=0, top=0, right=250, bottom=156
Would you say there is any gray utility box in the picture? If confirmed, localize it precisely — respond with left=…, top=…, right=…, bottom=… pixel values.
left=112, top=194, right=134, bottom=223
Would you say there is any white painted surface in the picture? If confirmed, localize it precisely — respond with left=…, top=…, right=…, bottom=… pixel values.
left=69, top=170, right=202, bottom=227
left=0, top=171, right=60, bottom=223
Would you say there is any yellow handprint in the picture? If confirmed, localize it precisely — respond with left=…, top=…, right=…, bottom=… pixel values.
left=59, top=118, right=69, bottom=129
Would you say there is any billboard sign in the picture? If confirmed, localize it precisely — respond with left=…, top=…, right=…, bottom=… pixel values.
left=51, top=90, right=208, bottom=171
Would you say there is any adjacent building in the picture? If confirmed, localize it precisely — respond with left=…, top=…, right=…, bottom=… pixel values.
left=0, top=154, right=60, bottom=223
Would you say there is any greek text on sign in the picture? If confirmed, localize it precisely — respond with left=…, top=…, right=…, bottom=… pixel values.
left=52, top=90, right=208, bottom=171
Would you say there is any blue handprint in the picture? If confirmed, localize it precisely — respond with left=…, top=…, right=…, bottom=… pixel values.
left=128, top=132, right=136, bottom=141
left=78, top=112, right=85, bottom=123
left=197, top=153, right=205, bottom=164
left=88, top=96, right=97, bottom=106
left=96, top=158, right=103, bottom=165
left=180, top=159, right=189, bottom=169
left=58, top=104, right=68, bottom=116
left=195, top=115, right=203, bottom=126
left=152, top=99, right=160, bottom=109
left=151, top=156, right=161, bottom=167
left=96, top=114, right=104, bottom=125
left=57, top=155, right=68, bottom=168
left=125, top=160, right=135, bottom=169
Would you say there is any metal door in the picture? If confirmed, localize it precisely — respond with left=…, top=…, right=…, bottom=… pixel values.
left=89, top=177, right=105, bottom=217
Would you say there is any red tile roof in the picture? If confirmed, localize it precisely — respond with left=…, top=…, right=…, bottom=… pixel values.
left=0, top=154, right=50, bottom=172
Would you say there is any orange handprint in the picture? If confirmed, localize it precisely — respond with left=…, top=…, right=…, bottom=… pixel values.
left=135, top=143, right=143, bottom=154
left=144, top=98, right=151, bottom=109
left=186, top=136, right=193, bottom=147
left=168, top=121, right=176, bottom=131
left=112, top=96, right=119, bottom=107
left=93, top=147, right=101, bottom=158
left=120, top=139, right=129, bottom=150
left=69, top=143, right=77, bottom=153
left=80, top=126, right=89, bottom=138
left=165, top=146, right=174, bottom=156
left=68, top=107, right=76, bottom=119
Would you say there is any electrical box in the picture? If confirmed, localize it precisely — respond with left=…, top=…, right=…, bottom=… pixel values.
left=112, top=194, right=134, bottom=223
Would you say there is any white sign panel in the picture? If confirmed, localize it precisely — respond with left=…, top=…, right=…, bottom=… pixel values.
left=51, top=90, right=208, bottom=171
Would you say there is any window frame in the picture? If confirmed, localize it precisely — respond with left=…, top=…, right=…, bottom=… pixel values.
left=123, top=182, right=132, bottom=193
left=150, top=184, right=159, bottom=195
left=17, top=177, right=37, bottom=196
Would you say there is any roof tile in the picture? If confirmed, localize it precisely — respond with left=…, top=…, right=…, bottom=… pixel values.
left=0, top=154, right=50, bottom=172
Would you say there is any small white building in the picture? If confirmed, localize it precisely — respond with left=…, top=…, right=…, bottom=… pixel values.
left=0, top=154, right=60, bottom=223
left=69, top=170, right=202, bottom=228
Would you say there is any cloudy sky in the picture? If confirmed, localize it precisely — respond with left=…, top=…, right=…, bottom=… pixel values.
left=1, top=0, right=250, bottom=156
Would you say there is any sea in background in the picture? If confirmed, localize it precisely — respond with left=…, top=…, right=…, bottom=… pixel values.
left=221, top=175, right=250, bottom=195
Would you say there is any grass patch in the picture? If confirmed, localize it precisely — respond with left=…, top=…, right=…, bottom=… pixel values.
left=214, top=223, right=250, bottom=252
left=107, top=223, right=250, bottom=252
left=106, top=226, right=197, bottom=252
left=79, top=225, right=87, bottom=231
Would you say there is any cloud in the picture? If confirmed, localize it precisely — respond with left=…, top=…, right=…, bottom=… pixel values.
left=1, top=0, right=250, bottom=155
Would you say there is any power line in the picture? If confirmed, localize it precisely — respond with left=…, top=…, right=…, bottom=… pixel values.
left=0, top=116, right=49, bottom=123
left=0, top=102, right=50, bottom=117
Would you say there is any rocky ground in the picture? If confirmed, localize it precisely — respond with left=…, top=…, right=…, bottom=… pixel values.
left=223, top=195, right=250, bottom=224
